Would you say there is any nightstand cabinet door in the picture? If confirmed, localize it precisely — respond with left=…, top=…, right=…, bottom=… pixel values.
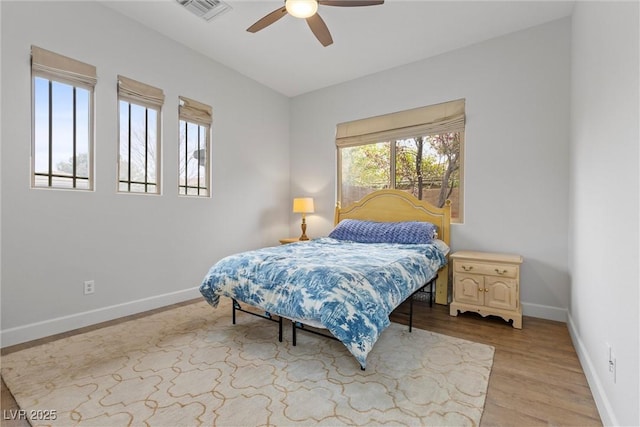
left=485, top=277, right=518, bottom=311
left=453, top=274, right=484, bottom=305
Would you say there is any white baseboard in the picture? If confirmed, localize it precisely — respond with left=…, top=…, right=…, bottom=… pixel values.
left=0, top=287, right=202, bottom=348
left=566, top=313, right=617, bottom=426
left=521, top=301, right=567, bottom=322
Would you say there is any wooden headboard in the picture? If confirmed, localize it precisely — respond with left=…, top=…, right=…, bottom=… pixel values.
left=334, top=189, right=451, bottom=305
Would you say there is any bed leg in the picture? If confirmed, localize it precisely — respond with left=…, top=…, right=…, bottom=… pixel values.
left=278, top=317, right=283, bottom=342
left=232, top=299, right=239, bottom=325
left=429, top=278, right=434, bottom=307
left=409, top=293, right=414, bottom=333
left=360, top=365, right=365, bottom=371
left=292, top=321, right=297, bottom=346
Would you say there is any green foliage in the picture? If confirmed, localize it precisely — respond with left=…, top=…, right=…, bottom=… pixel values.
left=340, top=132, right=461, bottom=209
left=55, top=152, right=88, bottom=177
left=342, top=142, right=390, bottom=188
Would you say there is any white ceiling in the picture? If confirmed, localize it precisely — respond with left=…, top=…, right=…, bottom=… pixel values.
left=101, top=0, right=575, bottom=97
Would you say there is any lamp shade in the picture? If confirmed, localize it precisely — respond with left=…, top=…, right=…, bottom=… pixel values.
left=293, top=197, right=315, bottom=213
left=285, top=0, right=318, bottom=18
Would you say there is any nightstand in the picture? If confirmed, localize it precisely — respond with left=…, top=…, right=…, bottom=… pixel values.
left=449, top=250, right=523, bottom=329
left=279, top=237, right=305, bottom=244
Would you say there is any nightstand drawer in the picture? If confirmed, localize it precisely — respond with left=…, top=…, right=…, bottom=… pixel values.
left=453, top=261, right=518, bottom=278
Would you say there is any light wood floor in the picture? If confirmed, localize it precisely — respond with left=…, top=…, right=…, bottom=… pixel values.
left=1, top=299, right=601, bottom=426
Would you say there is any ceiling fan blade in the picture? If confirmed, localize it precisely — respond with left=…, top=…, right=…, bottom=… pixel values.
left=306, top=13, right=333, bottom=47
left=247, top=6, right=288, bottom=33
left=319, top=0, right=384, bottom=6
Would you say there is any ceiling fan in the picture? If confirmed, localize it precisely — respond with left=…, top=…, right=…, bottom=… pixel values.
left=247, top=0, right=384, bottom=47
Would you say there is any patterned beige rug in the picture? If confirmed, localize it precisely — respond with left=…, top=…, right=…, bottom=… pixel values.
left=1, top=298, right=494, bottom=427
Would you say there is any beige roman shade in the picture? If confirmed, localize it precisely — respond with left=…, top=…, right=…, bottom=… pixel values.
left=336, top=99, right=465, bottom=147
left=179, top=96, right=212, bottom=127
left=31, top=45, right=97, bottom=88
left=118, top=75, right=164, bottom=109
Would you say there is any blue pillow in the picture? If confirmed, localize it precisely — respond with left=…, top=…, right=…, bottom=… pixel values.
left=328, top=219, right=437, bottom=244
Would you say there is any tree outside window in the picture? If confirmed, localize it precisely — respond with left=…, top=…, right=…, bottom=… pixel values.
left=339, top=131, right=462, bottom=221
left=118, top=101, right=160, bottom=194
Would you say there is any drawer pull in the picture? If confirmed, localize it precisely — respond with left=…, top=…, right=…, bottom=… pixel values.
left=495, top=268, right=508, bottom=275
left=462, top=265, right=474, bottom=271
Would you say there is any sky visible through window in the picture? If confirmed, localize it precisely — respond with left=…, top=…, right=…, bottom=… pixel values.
left=33, top=77, right=90, bottom=179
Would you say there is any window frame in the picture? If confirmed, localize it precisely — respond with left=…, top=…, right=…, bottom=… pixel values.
left=117, top=75, right=164, bottom=195
left=336, top=100, right=465, bottom=223
left=31, top=46, right=96, bottom=191
left=178, top=96, right=212, bottom=198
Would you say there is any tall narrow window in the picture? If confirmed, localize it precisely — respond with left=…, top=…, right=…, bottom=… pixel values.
left=31, top=46, right=96, bottom=190
left=337, top=99, right=465, bottom=222
left=178, top=96, right=212, bottom=197
left=117, top=76, right=164, bottom=194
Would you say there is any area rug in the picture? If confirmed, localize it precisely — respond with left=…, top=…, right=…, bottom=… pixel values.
left=1, top=298, right=494, bottom=427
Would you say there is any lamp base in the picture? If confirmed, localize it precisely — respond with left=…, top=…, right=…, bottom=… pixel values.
left=299, top=219, right=309, bottom=240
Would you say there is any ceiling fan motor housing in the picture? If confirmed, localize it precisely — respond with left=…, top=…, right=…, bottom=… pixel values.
left=286, top=0, right=319, bottom=19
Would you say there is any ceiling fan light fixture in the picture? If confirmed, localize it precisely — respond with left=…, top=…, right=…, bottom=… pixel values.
left=286, top=0, right=318, bottom=19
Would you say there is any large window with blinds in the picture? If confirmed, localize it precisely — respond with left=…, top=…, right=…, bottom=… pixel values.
left=178, top=96, right=212, bottom=197
left=31, top=46, right=96, bottom=190
left=336, top=99, right=465, bottom=222
left=117, top=76, right=164, bottom=194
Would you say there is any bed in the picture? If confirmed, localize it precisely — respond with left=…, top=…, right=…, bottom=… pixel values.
left=199, top=189, right=451, bottom=369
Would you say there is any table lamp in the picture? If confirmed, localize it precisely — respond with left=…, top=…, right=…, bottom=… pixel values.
left=292, top=197, right=314, bottom=240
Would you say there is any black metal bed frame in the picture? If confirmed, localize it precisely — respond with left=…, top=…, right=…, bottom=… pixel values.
left=230, top=274, right=437, bottom=370
left=231, top=299, right=284, bottom=342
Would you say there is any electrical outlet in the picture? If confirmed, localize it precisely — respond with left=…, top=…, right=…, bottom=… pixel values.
left=610, top=352, right=617, bottom=384
left=83, top=280, right=95, bottom=295
left=607, top=343, right=617, bottom=383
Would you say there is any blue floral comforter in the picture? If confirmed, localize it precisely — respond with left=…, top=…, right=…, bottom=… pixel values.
left=199, top=237, right=449, bottom=368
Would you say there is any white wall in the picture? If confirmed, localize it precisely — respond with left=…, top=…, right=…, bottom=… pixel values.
left=3, top=3, right=637, bottom=424
left=0, top=1, right=291, bottom=345
left=569, top=2, right=639, bottom=426
left=0, top=2, right=3, bottom=338
left=290, top=18, right=572, bottom=321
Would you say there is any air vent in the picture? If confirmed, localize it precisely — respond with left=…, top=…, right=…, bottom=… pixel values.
left=176, top=0, right=232, bottom=21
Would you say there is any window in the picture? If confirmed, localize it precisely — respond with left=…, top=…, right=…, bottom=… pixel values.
left=178, top=96, right=212, bottom=197
left=117, top=76, right=164, bottom=194
left=337, top=99, right=465, bottom=222
left=31, top=46, right=96, bottom=190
